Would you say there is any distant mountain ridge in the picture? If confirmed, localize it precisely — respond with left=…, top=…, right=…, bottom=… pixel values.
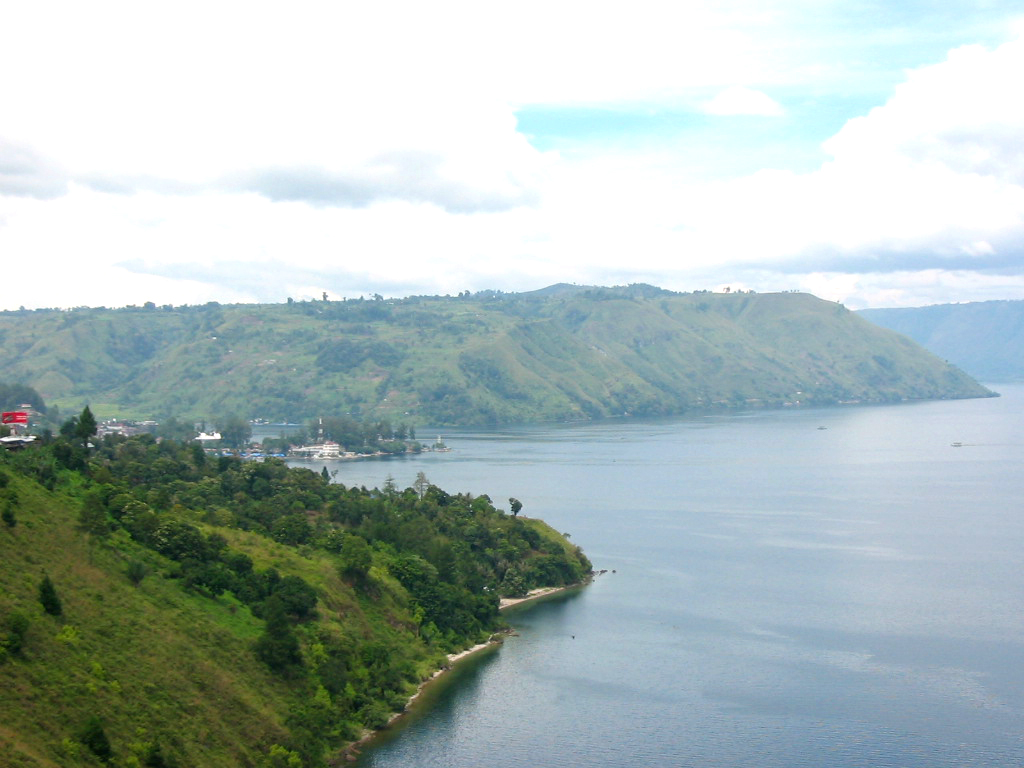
left=0, top=286, right=992, bottom=425
left=859, top=300, right=1024, bottom=382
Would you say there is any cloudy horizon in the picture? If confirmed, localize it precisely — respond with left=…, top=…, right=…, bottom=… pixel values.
left=3, top=1, right=1024, bottom=311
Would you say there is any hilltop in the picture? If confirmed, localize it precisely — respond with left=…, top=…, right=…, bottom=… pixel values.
left=0, top=286, right=991, bottom=425
left=859, top=300, right=1024, bottom=382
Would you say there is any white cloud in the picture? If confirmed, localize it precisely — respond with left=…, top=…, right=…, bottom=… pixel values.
left=702, top=86, right=785, bottom=116
left=798, top=269, right=1024, bottom=309
left=666, top=33, right=1024, bottom=286
left=823, top=39, right=1024, bottom=181
left=0, top=139, right=68, bottom=199
left=2, top=3, right=1024, bottom=310
left=0, top=3, right=552, bottom=210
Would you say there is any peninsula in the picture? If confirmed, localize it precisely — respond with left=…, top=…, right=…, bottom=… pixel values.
left=0, top=423, right=590, bottom=767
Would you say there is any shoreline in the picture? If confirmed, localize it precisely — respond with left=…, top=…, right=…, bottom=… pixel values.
left=339, top=581, right=586, bottom=763
left=498, top=585, right=572, bottom=610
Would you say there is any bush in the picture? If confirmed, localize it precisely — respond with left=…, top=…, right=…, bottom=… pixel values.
left=77, top=716, right=113, bottom=763
left=144, top=742, right=178, bottom=767
left=126, top=560, right=148, bottom=587
left=3, top=611, right=30, bottom=655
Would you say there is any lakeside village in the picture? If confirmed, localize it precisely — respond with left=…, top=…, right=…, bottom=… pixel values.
left=1, top=407, right=450, bottom=461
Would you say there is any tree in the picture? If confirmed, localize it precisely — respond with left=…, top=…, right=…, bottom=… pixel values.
left=271, top=514, right=313, bottom=546
left=38, top=574, right=62, bottom=616
left=156, top=416, right=196, bottom=442
left=75, top=405, right=97, bottom=448
left=2, top=498, right=15, bottom=528
left=413, top=471, right=429, bottom=499
left=340, top=535, right=372, bottom=581
left=152, top=520, right=208, bottom=561
left=217, top=414, right=252, bottom=449
left=254, top=595, right=302, bottom=674
left=78, top=490, right=111, bottom=538
left=273, top=575, right=318, bottom=621
left=509, top=497, right=523, bottom=517
left=59, top=416, right=79, bottom=440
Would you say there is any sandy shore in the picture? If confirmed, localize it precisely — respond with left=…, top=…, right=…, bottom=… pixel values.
left=498, top=585, right=568, bottom=610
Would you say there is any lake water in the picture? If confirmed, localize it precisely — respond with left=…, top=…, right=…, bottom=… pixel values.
left=311, top=387, right=1024, bottom=767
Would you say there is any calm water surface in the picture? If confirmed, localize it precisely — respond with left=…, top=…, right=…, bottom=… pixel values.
left=315, top=387, right=1024, bottom=767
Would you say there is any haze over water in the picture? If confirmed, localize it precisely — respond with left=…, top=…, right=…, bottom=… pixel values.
left=313, top=386, right=1024, bottom=767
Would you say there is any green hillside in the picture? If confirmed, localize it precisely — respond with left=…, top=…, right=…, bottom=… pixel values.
left=0, top=286, right=991, bottom=425
left=859, top=300, right=1024, bottom=382
left=0, top=430, right=590, bottom=767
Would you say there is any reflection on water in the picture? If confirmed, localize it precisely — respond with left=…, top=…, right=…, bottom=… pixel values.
left=332, top=387, right=1024, bottom=767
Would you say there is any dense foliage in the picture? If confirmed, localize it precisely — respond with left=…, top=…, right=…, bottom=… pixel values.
left=0, top=425, right=590, bottom=767
left=0, top=286, right=992, bottom=426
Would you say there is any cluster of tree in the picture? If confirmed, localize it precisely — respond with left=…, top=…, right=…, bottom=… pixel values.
left=0, top=413, right=590, bottom=765
left=215, top=414, right=253, bottom=449
left=313, top=415, right=416, bottom=451
left=0, top=381, right=48, bottom=414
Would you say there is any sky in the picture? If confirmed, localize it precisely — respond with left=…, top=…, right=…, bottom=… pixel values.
left=2, top=1, right=1024, bottom=311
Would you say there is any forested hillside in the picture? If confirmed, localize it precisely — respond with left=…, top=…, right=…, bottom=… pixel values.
left=0, top=285, right=991, bottom=426
left=0, top=425, right=589, bottom=767
left=859, top=300, right=1024, bottom=382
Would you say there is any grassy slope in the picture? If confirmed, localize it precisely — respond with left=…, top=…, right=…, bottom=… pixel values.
left=0, top=474, right=441, bottom=768
left=1, top=477, right=281, bottom=767
left=0, top=289, right=991, bottom=425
